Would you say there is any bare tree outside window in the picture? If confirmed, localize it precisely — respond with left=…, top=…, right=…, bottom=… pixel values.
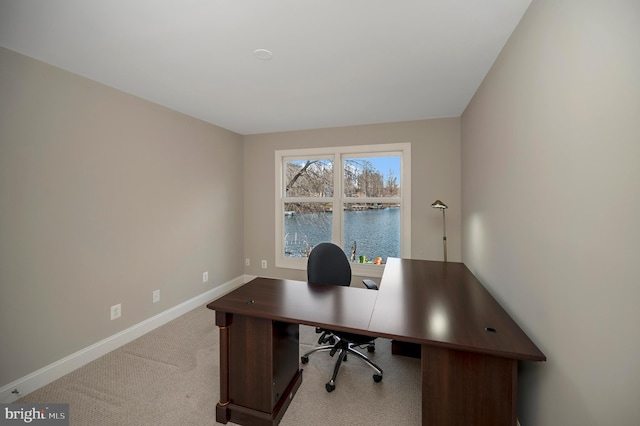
left=286, top=160, right=333, bottom=197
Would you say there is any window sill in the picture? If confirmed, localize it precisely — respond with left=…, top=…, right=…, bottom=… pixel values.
left=276, top=258, right=385, bottom=279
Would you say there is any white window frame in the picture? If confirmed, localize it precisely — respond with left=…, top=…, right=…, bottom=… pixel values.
left=275, top=143, right=411, bottom=278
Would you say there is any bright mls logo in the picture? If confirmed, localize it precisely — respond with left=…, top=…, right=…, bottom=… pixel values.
left=1, top=404, right=68, bottom=425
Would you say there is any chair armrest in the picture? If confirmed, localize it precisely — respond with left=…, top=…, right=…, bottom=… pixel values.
left=362, top=279, right=378, bottom=290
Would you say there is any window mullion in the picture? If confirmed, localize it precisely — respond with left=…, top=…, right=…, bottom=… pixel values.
left=334, top=154, right=343, bottom=245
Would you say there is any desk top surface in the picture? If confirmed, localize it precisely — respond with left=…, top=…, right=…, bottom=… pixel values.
left=207, top=278, right=378, bottom=335
left=369, top=258, right=545, bottom=361
left=208, top=258, right=545, bottom=362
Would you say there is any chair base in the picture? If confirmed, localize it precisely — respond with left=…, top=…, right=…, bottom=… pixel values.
left=301, top=340, right=383, bottom=392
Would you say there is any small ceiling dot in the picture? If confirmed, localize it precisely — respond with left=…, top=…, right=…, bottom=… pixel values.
left=254, top=49, right=273, bottom=60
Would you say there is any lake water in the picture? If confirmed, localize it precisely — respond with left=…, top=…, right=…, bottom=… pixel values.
left=284, top=207, right=400, bottom=262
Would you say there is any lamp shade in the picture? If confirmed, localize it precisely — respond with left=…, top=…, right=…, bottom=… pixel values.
left=431, top=200, right=448, bottom=209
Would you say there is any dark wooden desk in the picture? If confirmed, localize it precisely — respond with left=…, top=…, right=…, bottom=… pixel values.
left=207, top=258, right=545, bottom=426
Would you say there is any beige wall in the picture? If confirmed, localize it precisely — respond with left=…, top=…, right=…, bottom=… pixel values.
left=0, top=47, right=244, bottom=386
left=461, top=0, right=640, bottom=424
left=243, top=118, right=461, bottom=283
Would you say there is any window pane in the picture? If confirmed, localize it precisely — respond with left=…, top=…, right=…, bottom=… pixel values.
left=343, top=156, right=400, bottom=198
left=283, top=202, right=332, bottom=258
left=285, top=159, right=333, bottom=197
left=343, top=203, right=400, bottom=264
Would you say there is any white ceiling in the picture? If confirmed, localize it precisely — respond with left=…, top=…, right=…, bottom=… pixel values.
left=0, top=0, right=531, bottom=135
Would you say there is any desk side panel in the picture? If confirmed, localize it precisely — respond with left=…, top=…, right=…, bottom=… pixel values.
left=422, top=345, right=517, bottom=426
left=229, top=315, right=273, bottom=412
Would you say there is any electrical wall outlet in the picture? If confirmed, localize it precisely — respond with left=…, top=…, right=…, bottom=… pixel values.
left=261, top=260, right=267, bottom=269
left=110, top=304, right=121, bottom=320
left=203, top=271, right=209, bottom=283
left=245, top=258, right=250, bottom=266
left=152, top=289, right=160, bottom=304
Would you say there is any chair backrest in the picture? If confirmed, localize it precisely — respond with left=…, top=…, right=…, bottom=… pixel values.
left=307, top=242, right=352, bottom=287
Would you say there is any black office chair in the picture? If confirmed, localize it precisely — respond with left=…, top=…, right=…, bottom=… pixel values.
left=300, top=242, right=383, bottom=392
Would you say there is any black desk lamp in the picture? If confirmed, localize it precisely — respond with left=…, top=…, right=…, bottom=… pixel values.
left=431, top=200, right=448, bottom=262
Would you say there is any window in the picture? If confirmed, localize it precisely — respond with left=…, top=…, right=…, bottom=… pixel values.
left=275, top=143, right=411, bottom=277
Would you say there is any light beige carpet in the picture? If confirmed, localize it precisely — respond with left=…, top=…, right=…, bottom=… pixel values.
left=18, top=306, right=421, bottom=425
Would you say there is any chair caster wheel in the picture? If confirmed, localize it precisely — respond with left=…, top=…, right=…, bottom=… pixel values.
left=325, top=382, right=335, bottom=392
left=301, top=356, right=309, bottom=364
left=373, top=374, right=382, bottom=383
left=367, top=344, right=375, bottom=353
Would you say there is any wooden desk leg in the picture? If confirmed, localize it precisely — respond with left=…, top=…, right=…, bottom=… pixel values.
left=422, top=345, right=517, bottom=426
left=215, top=312, right=232, bottom=424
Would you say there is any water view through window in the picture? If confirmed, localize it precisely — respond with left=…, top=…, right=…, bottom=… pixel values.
left=284, top=206, right=400, bottom=263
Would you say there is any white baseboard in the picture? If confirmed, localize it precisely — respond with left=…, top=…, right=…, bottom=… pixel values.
left=0, top=275, right=249, bottom=403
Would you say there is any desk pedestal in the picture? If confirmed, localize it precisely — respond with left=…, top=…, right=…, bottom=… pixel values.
left=216, top=312, right=302, bottom=426
left=422, top=345, right=517, bottom=426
